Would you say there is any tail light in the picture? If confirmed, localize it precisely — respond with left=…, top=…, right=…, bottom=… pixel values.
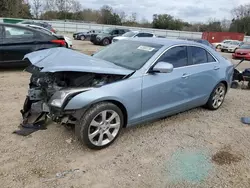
left=51, top=28, right=56, bottom=33
left=51, top=39, right=66, bottom=47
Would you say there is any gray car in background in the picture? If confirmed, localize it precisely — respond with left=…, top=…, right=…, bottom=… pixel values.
left=73, top=30, right=101, bottom=41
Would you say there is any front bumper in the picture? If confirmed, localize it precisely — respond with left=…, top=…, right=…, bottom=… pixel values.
left=221, top=48, right=235, bottom=52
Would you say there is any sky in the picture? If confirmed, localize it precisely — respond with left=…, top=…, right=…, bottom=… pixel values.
left=79, top=0, right=249, bottom=23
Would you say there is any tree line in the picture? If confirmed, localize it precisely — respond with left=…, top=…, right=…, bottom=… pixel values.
left=1, top=0, right=250, bottom=35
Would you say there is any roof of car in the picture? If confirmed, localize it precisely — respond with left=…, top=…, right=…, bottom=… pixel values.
left=0, top=23, right=44, bottom=32
left=127, top=37, right=205, bottom=47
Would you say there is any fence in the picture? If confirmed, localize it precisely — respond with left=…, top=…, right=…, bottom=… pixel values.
left=1, top=18, right=250, bottom=42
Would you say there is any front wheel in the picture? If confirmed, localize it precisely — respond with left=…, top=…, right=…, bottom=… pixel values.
left=80, top=35, right=86, bottom=41
left=75, top=102, right=124, bottom=149
left=205, top=83, right=226, bottom=110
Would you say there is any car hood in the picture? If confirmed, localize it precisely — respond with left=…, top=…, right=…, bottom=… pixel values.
left=24, top=47, right=134, bottom=75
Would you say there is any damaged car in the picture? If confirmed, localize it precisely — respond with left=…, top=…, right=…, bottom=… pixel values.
left=20, top=38, right=233, bottom=149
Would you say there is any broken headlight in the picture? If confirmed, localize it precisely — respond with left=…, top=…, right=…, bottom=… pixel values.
left=49, top=88, right=92, bottom=108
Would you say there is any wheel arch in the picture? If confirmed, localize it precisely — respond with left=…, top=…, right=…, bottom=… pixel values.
left=78, top=99, right=128, bottom=128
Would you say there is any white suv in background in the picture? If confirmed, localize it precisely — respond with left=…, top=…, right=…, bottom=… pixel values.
left=112, top=31, right=156, bottom=43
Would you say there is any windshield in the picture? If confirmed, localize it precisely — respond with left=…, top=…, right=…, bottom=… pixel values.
left=103, top=28, right=113, bottom=34
left=93, top=40, right=163, bottom=70
left=229, top=41, right=240, bottom=45
left=239, top=44, right=250, bottom=49
left=122, top=31, right=136, bottom=37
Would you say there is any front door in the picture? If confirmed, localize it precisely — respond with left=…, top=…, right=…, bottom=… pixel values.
left=141, top=46, right=192, bottom=121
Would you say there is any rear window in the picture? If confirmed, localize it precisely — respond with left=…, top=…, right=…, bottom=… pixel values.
left=190, top=46, right=216, bottom=64
left=239, top=44, right=250, bottom=49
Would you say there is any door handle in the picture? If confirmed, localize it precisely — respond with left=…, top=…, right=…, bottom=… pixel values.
left=214, top=66, right=220, bottom=70
left=182, top=73, right=190, bottom=79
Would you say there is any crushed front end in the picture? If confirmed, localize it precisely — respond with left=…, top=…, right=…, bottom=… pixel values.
left=20, top=64, right=125, bottom=129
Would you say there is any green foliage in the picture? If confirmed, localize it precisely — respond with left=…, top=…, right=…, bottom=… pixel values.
left=0, top=0, right=32, bottom=18
left=152, top=14, right=189, bottom=30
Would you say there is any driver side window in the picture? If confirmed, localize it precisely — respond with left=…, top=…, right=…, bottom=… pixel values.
left=157, top=46, right=188, bottom=68
left=112, top=30, right=119, bottom=35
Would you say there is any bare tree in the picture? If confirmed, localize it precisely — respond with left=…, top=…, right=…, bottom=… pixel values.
left=31, top=0, right=43, bottom=18
left=231, top=4, right=250, bottom=19
left=71, top=0, right=82, bottom=13
left=55, top=0, right=73, bottom=12
left=130, top=12, right=137, bottom=22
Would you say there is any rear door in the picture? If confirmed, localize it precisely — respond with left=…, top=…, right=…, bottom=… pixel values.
left=184, top=45, right=220, bottom=107
left=2, top=25, right=36, bottom=64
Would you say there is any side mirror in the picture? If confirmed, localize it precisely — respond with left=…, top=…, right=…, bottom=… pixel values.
left=152, top=62, right=173, bottom=73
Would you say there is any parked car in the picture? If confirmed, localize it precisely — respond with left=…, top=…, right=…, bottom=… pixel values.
left=212, top=39, right=235, bottom=49
left=232, top=43, right=250, bottom=60
left=21, top=38, right=233, bottom=149
left=18, top=20, right=57, bottom=33
left=26, top=24, right=72, bottom=48
left=178, top=38, right=216, bottom=50
left=0, top=23, right=66, bottom=68
left=73, top=30, right=101, bottom=41
left=90, top=28, right=130, bottom=46
left=112, top=31, right=156, bottom=43
left=220, top=41, right=244, bottom=53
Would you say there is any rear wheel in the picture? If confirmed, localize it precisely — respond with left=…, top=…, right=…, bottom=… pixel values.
left=102, top=38, right=110, bottom=46
left=205, top=83, right=226, bottom=110
left=75, top=102, right=124, bottom=149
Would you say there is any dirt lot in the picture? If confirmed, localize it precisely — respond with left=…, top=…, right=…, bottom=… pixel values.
left=1, top=38, right=250, bottom=188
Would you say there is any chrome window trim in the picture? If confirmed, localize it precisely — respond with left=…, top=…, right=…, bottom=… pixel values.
left=145, top=44, right=219, bottom=74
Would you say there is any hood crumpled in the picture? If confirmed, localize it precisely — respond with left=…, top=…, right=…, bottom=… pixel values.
left=24, top=47, right=134, bottom=75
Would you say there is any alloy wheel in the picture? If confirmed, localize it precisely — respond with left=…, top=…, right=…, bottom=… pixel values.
left=212, top=85, right=225, bottom=108
left=88, top=110, right=121, bottom=146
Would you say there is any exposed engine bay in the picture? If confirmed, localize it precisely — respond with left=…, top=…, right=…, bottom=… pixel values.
left=20, top=66, right=126, bottom=131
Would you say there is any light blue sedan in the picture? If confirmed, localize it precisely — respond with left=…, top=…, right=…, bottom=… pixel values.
left=22, top=38, right=234, bottom=149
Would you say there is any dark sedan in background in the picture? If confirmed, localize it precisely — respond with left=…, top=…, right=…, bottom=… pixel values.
left=90, top=28, right=130, bottom=46
left=0, top=23, right=66, bottom=68
left=73, top=30, right=101, bottom=41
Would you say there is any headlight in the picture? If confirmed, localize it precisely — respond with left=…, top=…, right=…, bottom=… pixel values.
left=49, top=88, right=92, bottom=108
left=96, top=37, right=101, bottom=41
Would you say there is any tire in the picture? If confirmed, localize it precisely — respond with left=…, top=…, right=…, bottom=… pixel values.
left=102, top=38, right=110, bottom=46
left=65, top=42, right=69, bottom=48
left=205, top=83, right=226, bottom=110
left=231, top=81, right=239, bottom=89
left=216, top=45, right=221, bottom=49
left=221, top=49, right=224, bottom=52
left=80, top=35, right=86, bottom=41
left=75, top=102, right=124, bottom=150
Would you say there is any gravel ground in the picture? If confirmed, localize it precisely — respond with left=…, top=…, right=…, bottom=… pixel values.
left=1, top=38, right=250, bottom=188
